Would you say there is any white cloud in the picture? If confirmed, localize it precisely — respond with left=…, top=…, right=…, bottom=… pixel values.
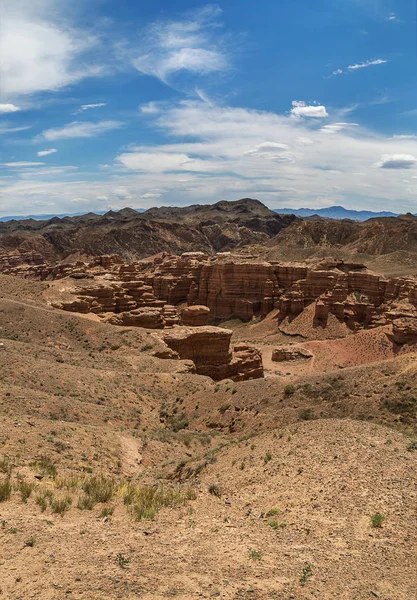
left=3, top=100, right=417, bottom=215
left=387, top=13, right=397, bottom=21
left=131, top=5, right=228, bottom=87
left=291, top=101, right=328, bottom=118
left=331, top=59, right=387, bottom=76
left=1, top=162, right=44, bottom=167
left=140, top=102, right=161, bottom=115
left=74, top=103, right=106, bottom=114
left=348, top=59, right=387, bottom=71
left=40, top=120, right=123, bottom=141
left=244, top=142, right=294, bottom=162
left=0, top=124, right=31, bottom=135
left=37, top=148, right=57, bottom=157
left=0, top=0, right=102, bottom=99
left=0, top=103, right=20, bottom=113
left=378, top=154, right=417, bottom=169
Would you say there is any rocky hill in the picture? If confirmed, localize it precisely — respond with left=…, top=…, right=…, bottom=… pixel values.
left=0, top=199, right=297, bottom=264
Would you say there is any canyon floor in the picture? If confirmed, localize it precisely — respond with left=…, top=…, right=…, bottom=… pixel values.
left=1, top=273, right=416, bottom=600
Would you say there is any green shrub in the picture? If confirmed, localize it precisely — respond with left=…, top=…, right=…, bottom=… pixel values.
left=248, top=548, right=262, bottom=560
left=82, top=476, right=115, bottom=504
left=284, top=384, right=295, bottom=396
left=371, top=513, right=385, bottom=528
left=51, top=495, right=72, bottom=516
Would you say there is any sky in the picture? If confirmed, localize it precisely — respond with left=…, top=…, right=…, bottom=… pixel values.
left=0, top=0, right=416, bottom=216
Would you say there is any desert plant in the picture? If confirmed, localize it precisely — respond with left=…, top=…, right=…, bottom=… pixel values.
left=77, top=495, right=95, bottom=510
left=51, top=495, right=72, bottom=516
left=300, top=563, right=313, bottom=584
left=24, top=536, right=36, bottom=547
left=284, top=384, right=295, bottom=396
left=208, top=483, right=221, bottom=497
left=407, top=440, right=417, bottom=452
left=100, top=505, right=115, bottom=518
left=0, top=457, right=11, bottom=475
left=117, top=553, right=130, bottom=568
left=298, top=408, right=313, bottom=421
left=0, top=478, right=12, bottom=502
left=267, top=520, right=279, bottom=529
left=125, top=484, right=196, bottom=521
left=371, top=513, right=385, bottom=528
left=264, top=451, right=272, bottom=464
left=35, top=457, right=57, bottom=478
left=82, top=476, right=115, bottom=504
left=248, top=548, right=262, bottom=560
left=266, top=507, right=280, bottom=517
left=17, top=480, right=35, bottom=503
left=36, top=494, right=48, bottom=512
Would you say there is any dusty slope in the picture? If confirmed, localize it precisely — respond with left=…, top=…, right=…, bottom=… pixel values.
left=0, top=274, right=416, bottom=599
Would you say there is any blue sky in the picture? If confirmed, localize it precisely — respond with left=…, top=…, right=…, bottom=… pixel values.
left=0, top=0, right=416, bottom=216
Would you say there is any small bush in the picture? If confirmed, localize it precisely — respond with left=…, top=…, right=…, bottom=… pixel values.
left=284, top=384, right=295, bottom=396
left=371, top=513, right=385, bottom=528
left=298, top=408, right=313, bottom=421
left=36, top=494, right=48, bottom=512
left=208, top=483, right=221, bottom=497
left=300, top=563, right=313, bottom=585
left=24, top=536, right=36, bottom=547
left=126, top=484, right=196, bottom=521
left=35, top=457, right=57, bottom=478
left=264, top=451, right=272, bottom=464
left=0, top=457, right=11, bottom=475
left=17, top=481, right=35, bottom=503
left=266, top=507, right=280, bottom=517
left=82, top=476, right=115, bottom=504
left=100, top=505, right=115, bottom=518
left=407, top=440, right=417, bottom=452
left=267, top=520, right=279, bottom=529
left=51, top=495, right=72, bottom=516
left=140, top=344, right=153, bottom=352
left=0, top=478, right=12, bottom=502
left=117, top=553, right=130, bottom=568
left=248, top=548, right=262, bottom=560
left=77, top=495, right=95, bottom=510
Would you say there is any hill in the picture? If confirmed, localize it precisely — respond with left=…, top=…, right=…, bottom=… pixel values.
left=0, top=199, right=297, bottom=263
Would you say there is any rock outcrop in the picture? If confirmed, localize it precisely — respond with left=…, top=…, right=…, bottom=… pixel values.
left=160, top=326, right=264, bottom=381
left=392, top=318, right=417, bottom=345
left=272, top=346, right=313, bottom=362
left=181, top=305, right=210, bottom=326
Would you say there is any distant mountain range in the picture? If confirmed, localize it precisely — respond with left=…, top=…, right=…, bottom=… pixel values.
left=0, top=209, right=145, bottom=222
left=0, top=203, right=410, bottom=223
left=273, top=205, right=401, bottom=221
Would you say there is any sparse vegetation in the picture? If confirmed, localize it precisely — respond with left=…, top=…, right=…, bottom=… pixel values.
left=82, top=476, right=115, bottom=504
left=284, top=384, right=295, bottom=396
left=0, top=478, right=12, bottom=502
left=51, top=495, right=72, bottom=516
left=371, top=513, right=385, bottom=528
left=124, top=484, right=196, bottom=521
left=300, top=563, right=313, bottom=585
left=208, top=483, right=221, bottom=497
left=16, top=480, right=35, bottom=503
left=248, top=548, right=262, bottom=560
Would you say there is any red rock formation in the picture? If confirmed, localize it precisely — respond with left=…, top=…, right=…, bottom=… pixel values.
left=160, top=326, right=264, bottom=381
left=392, top=318, right=417, bottom=345
left=272, top=346, right=313, bottom=362
left=181, top=305, right=210, bottom=326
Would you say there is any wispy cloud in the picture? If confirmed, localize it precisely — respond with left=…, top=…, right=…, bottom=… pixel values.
left=37, top=148, right=57, bottom=157
left=348, top=59, right=387, bottom=70
left=39, top=121, right=123, bottom=141
left=73, top=103, right=106, bottom=115
left=131, top=5, right=229, bottom=88
left=331, top=58, right=387, bottom=76
left=1, top=161, right=44, bottom=167
left=0, top=103, right=20, bottom=113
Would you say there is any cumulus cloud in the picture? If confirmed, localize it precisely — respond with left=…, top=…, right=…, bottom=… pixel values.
left=131, top=5, right=228, bottom=87
left=39, top=120, right=123, bottom=141
left=378, top=154, right=417, bottom=169
left=37, top=148, right=57, bottom=157
left=0, top=0, right=102, bottom=99
left=0, top=103, right=20, bottom=113
left=291, top=101, right=328, bottom=118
